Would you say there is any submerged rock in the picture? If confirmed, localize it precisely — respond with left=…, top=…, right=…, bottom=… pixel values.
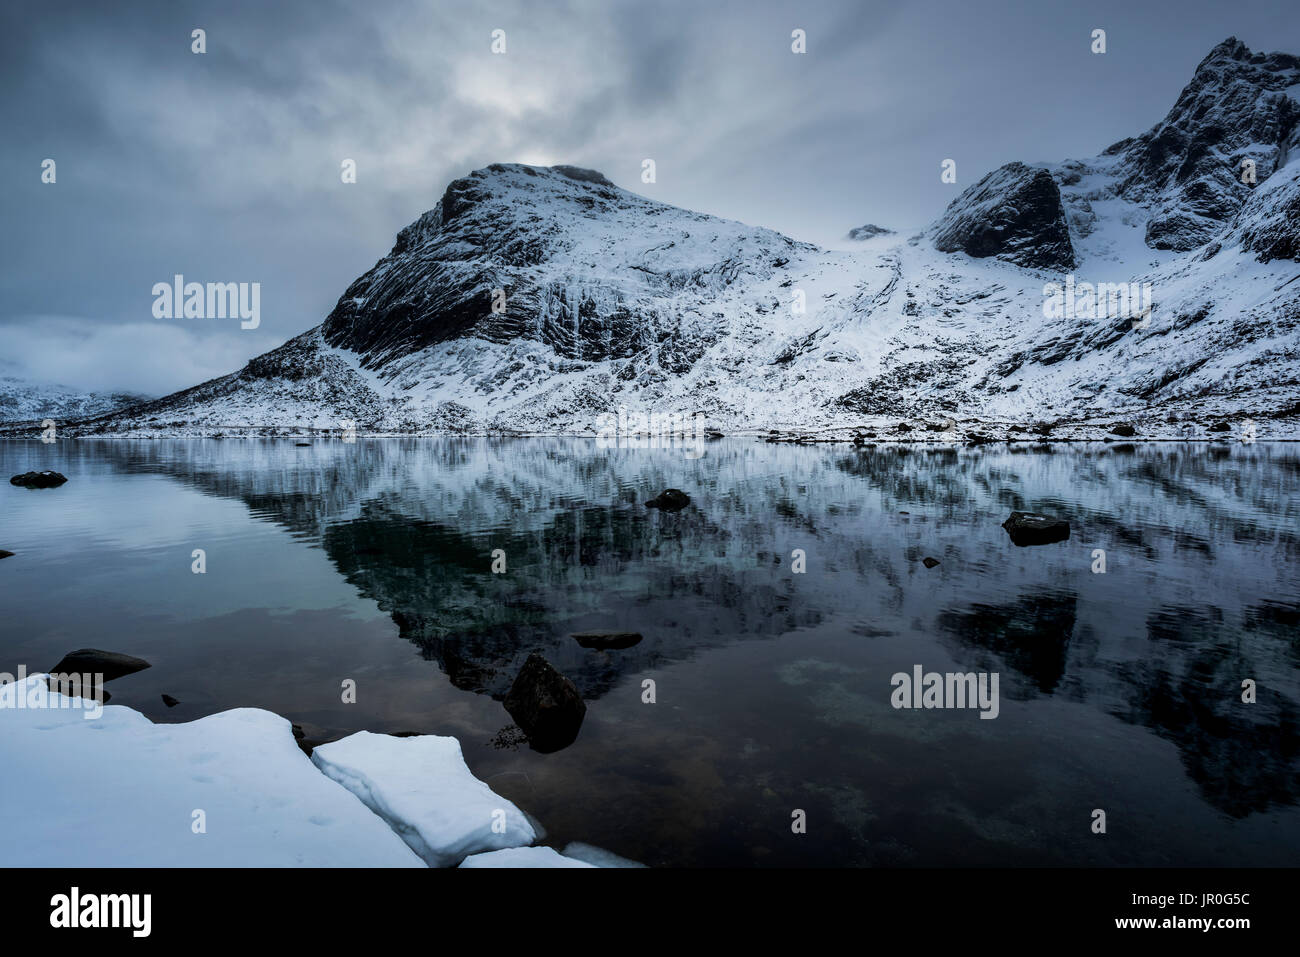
left=571, top=631, right=643, bottom=650
left=645, top=488, right=690, bottom=511
left=9, top=470, right=68, bottom=488
left=47, top=648, right=150, bottom=682
left=1001, top=512, right=1071, bottom=546
left=503, top=653, right=586, bottom=753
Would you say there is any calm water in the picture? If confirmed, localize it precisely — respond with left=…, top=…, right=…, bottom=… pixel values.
left=2, top=438, right=1298, bottom=867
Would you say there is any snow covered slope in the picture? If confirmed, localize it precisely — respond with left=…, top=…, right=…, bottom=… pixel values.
left=42, top=38, right=1300, bottom=439
left=0, top=375, right=147, bottom=425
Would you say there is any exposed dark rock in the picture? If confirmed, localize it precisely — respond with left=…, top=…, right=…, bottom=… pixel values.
left=1002, top=512, right=1071, bottom=547
left=503, top=653, right=586, bottom=753
left=572, top=631, right=643, bottom=650
left=161, top=694, right=180, bottom=707
left=0, top=550, right=13, bottom=559
left=1208, top=420, right=1233, bottom=432
left=645, top=489, right=690, bottom=511
left=47, top=648, right=150, bottom=682
left=922, top=557, right=941, bottom=569
left=845, top=223, right=894, bottom=241
left=10, top=470, right=68, bottom=488
left=930, top=162, right=1076, bottom=269
left=1109, top=422, right=1138, bottom=437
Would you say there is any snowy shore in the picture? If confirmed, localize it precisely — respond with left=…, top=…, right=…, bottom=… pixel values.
left=0, top=674, right=635, bottom=868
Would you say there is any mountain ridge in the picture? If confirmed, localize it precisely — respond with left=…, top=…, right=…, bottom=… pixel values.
left=19, top=38, right=1300, bottom=441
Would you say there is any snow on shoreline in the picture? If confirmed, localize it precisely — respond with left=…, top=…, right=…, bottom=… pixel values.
left=0, top=675, right=625, bottom=868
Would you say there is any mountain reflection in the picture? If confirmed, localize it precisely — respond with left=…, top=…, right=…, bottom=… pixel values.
left=56, top=437, right=1300, bottom=818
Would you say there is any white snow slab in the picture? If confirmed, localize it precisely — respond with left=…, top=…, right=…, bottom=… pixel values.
left=0, top=676, right=423, bottom=867
left=560, top=841, right=646, bottom=868
left=310, top=730, right=537, bottom=867
left=460, top=846, right=596, bottom=868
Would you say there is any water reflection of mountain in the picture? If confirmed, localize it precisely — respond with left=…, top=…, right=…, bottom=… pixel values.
left=67, top=438, right=1300, bottom=817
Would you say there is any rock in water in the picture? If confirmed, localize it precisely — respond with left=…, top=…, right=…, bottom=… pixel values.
left=9, top=471, right=68, bottom=488
left=0, top=550, right=14, bottom=559
left=922, top=557, right=941, bottom=569
left=645, top=489, right=690, bottom=511
left=1001, top=512, right=1071, bottom=547
left=503, top=653, right=586, bottom=753
left=161, top=694, right=180, bottom=708
left=47, top=648, right=150, bottom=682
left=571, top=631, right=643, bottom=650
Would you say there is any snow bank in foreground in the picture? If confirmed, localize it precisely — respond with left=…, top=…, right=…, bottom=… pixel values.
left=310, top=730, right=537, bottom=867
left=460, top=846, right=597, bottom=868
left=0, top=676, right=422, bottom=867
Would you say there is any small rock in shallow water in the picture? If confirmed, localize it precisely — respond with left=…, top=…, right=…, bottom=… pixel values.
left=504, top=653, right=586, bottom=753
left=571, top=631, right=643, bottom=650
left=922, top=557, right=941, bottom=568
left=0, top=550, right=14, bottom=559
left=9, top=470, right=68, bottom=488
left=161, top=694, right=180, bottom=708
left=1001, top=511, right=1071, bottom=546
left=645, top=488, right=690, bottom=511
left=47, top=648, right=150, bottom=682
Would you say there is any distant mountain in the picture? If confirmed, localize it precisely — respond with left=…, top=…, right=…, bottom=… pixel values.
left=845, top=224, right=894, bottom=241
left=45, top=38, right=1300, bottom=438
left=0, top=376, right=148, bottom=425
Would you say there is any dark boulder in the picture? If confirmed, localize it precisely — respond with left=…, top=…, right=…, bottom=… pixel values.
left=161, top=694, right=180, bottom=708
left=1002, top=512, right=1071, bottom=547
left=0, top=550, right=13, bottom=560
left=1108, top=422, right=1137, bottom=437
left=571, top=631, right=643, bottom=650
left=1208, top=421, right=1232, bottom=432
left=645, top=489, right=690, bottom=511
left=503, top=653, right=586, bottom=753
left=922, top=557, right=941, bottom=569
left=10, top=470, right=68, bottom=488
left=47, top=648, right=150, bottom=682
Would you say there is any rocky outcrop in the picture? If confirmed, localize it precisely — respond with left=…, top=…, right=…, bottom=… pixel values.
left=930, top=163, right=1075, bottom=269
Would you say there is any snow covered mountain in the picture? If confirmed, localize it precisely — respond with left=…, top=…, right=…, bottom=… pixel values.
left=39, top=38, right=1300, bottom=439
left=0, top=375, right=148, bottom=425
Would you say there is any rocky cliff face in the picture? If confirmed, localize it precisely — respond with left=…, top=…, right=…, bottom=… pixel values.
left=1106, top=38, right=1300, bottom=251
left=42, top=38, right=1300, bottom=439
left=929, top=163, right=1076, bottom=269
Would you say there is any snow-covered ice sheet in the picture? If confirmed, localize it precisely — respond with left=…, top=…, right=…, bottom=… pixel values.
left=459, top=846, right=596, bottom=868
left=0, top=676, right=423, bottom=867
left=310, top=730, right=537, bottom=867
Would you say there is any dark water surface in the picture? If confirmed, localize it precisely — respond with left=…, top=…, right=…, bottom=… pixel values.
left=2, top=438, right=1298, bottom=866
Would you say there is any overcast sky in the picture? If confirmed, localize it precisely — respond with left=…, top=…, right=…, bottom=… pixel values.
left=2, top=0, right=1298, bottom=395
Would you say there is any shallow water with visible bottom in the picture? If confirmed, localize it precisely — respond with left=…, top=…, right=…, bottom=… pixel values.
left=1, top=437, right=1297, bottom=866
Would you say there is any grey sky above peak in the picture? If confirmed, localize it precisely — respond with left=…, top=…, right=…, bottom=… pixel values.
left=2, top=0, right=1298, bottom=395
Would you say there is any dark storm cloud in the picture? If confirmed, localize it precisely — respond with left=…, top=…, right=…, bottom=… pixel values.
left=2, top=0, right=1298, bottom=394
